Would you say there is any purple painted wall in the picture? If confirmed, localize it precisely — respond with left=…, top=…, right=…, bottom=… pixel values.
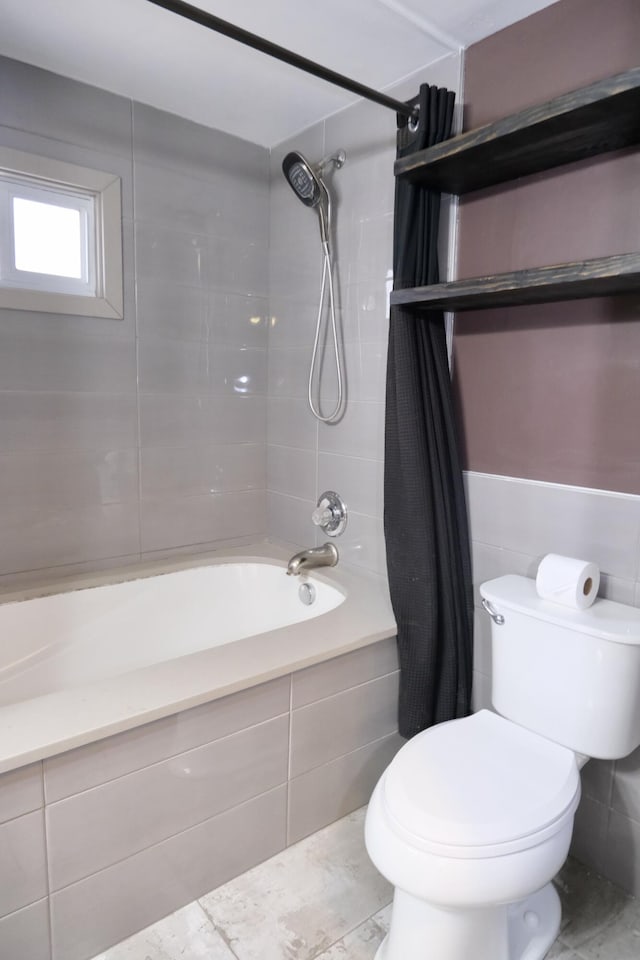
left=453, top=0, right=640, bottom=494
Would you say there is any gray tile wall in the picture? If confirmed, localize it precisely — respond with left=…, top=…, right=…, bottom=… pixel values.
left=0, top=637, right=399, bottom=960
left=0, top=56, right=269, bottom=586
left=467, top=470, right=640, bottom=896
left=266, top=55, right=462, bottom=575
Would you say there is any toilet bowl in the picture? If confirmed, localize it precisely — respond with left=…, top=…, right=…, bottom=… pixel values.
left=365, top=573, right=640, bottom=960
left=366, top=710, right=580, bottom=960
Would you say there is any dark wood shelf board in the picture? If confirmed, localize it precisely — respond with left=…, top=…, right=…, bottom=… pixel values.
left=395, top=69, right=640, bottom=194
left=391, top=253, right=640, bottom=312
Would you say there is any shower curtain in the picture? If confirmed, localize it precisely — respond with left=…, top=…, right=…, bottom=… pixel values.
left=385, top=84, right=473, bottom=739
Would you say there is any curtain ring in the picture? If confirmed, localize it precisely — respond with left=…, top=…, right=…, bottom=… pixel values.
left=408, top=104, right=420, bottom=133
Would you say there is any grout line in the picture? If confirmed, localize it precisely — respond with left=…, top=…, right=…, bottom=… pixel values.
left=41, top=763, right=55, bottom=960
left=285, top=673, right=293, bottom=847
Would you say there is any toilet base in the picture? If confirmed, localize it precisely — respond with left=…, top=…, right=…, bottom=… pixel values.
left=375, top=883, right=561, bottom=960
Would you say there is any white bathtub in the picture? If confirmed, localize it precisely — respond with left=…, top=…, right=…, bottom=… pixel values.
left=0, top=544, right=396, bottom=773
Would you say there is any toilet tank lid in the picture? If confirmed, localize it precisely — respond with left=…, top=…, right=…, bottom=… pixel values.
left=480, top=575, right=640, bottom=645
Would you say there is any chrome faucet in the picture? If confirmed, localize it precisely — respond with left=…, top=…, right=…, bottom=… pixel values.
left=286, top=542, right=339, bottom=576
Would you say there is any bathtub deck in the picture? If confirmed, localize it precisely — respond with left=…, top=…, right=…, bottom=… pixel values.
left=91, top=807, right=639, bottom=960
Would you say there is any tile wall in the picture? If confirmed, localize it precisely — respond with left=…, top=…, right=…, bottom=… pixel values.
left=467, top=470, right=640, bottom=896
left=0, top=638, right=400, bottom=960
left=266, top=54, right=462, bottom=573
left=0, top=56, right=269, bottom=588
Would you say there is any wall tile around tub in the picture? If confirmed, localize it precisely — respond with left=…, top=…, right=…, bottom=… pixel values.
left=318, top=401, right=385, bottom=462
left=138, top=337, right=266, bottom=397
left=0, top=502, right=140, bottom=578
left=290, top=672, right=399, bottom=779
left=135, top=223, right=209, bottom=288
left=133, top=160, right=268, bottom=239
left=0, top=328, right=136, bottom=394
left=44, top=677, right=290, bottom=803
left=267, top=398, right=317, bottom=451
left=50, top=785, right=286, bottom=960
left=268, top=345, right=311, bottom=399
left=267, top=492, right=316, bottom=550
left=137, top=282, right=267, bottom=348
left=0, top=899, right=51, bottom=960
left=0, top=56, right=132, bottom=157
left=291, top=638, right=398, bottom=708
left=139, top=489, right=265, bottom=554
left=46, top=715, right=288, bottom=890
left=0, top=449, right=138, bottom=511
left=140, top=443, right=265, bottom=500
left=0, top=764, right=43, bottom=824
left=288, top=733, right=403, bottom=845
left=0, top=392, right=138, bottom=455
left=323, top=510, right=387, bottom=577
left=465, top=473, right=640, bottom=581
left=139, top=395, right=265, bottom=448
left=317, top=452, right=383, bottom=521
left=0, top=810, right=47, bottom=918
left=267, top=445, right=316, bottom=501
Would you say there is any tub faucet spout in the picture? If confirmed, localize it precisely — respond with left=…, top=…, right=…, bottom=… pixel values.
left=286, top=543, right=338, bottom=576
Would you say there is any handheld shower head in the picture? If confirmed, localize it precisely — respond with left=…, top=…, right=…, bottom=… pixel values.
left=282, top=150, right=344, bottom=246
left=282, top=152, right=324, bottom=209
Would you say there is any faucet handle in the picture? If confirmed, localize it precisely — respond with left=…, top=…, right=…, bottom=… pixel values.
left=312, top=491, right=347, bottom=537
left=312, top=505, right=333, bottom=527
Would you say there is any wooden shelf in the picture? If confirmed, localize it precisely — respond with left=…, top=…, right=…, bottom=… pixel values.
left=390, top=253, right=640, bottom=313
left=395, top=68, right=640, bottom=195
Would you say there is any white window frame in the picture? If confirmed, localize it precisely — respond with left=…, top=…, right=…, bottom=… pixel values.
left=0, top=147, right=123, bottom=319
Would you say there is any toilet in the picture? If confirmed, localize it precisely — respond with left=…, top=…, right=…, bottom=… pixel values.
left=365, top=573, right=640, bottom=960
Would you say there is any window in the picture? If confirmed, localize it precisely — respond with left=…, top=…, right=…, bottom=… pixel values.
left=0, top=147, right=123, bottom=318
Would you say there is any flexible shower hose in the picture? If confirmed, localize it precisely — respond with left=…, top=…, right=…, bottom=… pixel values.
left=308, top=240, right=344, bottom=423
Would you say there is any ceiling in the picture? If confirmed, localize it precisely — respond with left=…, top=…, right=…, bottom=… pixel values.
left=0, top=0, right=559, bottom=147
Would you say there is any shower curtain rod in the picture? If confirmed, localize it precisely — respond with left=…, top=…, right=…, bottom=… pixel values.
left=146, top=0, right=415, bottom=119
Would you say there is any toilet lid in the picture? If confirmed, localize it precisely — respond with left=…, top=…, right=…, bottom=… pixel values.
left=382, top=710, right=580, bottom=856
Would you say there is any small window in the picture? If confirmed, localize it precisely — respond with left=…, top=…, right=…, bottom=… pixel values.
left=0, top=147, right=123, bottom=318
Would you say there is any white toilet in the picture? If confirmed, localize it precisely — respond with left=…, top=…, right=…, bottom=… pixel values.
left=365, top=574, right=640, bottom=960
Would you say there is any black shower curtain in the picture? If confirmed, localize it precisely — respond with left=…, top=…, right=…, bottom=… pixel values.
left=385, top=84, right=473, bottom=739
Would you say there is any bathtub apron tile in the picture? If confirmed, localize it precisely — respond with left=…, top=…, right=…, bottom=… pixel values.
left=50, top=786, right=287, bottom=960
left=0, top=898, right=51, bottom=960
left=44, top=676, right=290, bottom=802
left=0, top=809, right=48, bottom=918
left=288, top=733, right=404, bottom=845
left=0, top=762, right=43, bottom=823
left=291, top=638, right=398, bottom=709
left=290, top=672, right=400, bottom=779
left=46, top=714, right=289, bottom=890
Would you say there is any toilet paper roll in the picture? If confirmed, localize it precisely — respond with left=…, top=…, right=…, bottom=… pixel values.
left=535, top=554, right=600, bottom=609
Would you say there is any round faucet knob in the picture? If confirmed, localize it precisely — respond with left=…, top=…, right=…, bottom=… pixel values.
left=312, top=505, right=333, bottom=527
left=312, top=491, right=347, bottom=537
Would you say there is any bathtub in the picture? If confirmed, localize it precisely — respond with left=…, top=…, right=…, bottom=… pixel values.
left=0, top=543, right=396, bottom=774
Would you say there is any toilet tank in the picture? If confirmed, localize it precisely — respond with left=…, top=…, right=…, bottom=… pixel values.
left=479, top=575, right=640, bottom=759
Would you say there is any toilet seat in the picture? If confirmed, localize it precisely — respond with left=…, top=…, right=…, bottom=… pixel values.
left=381, top=710, right=581, bottom=860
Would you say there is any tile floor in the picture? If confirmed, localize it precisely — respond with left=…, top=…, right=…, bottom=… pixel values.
left=93, top=807, right=639, bottom=960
